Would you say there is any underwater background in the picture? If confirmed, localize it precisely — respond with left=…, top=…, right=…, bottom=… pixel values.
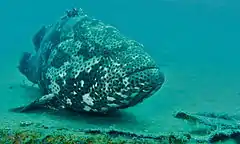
left=0, top=0, right=240, bottom=143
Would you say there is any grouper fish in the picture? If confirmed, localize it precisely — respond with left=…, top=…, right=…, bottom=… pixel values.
left=13, top=8, right=165, bottom=114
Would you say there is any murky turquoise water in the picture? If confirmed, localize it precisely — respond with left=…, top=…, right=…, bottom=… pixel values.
left=0, top=0, right=240, bottom=143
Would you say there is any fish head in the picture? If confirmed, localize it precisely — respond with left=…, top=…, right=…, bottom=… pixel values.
left=95, top=42, right=165, bottom=110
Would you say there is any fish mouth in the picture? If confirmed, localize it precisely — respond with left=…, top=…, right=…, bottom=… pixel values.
left=126, top=66, right=159, bottom=77
left=121, top=66, right=165, bottom=106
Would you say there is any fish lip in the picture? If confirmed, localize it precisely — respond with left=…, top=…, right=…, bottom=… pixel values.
left=126, top=66, right=159, bottom=77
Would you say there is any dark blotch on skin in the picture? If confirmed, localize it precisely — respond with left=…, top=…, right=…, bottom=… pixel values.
left=51, top=50, right=71, bottom=68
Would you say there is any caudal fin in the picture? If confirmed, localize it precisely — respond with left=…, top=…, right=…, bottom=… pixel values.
left=18, top=52, right=32, bottom=75
left=18, top=52, right=39, bottom=84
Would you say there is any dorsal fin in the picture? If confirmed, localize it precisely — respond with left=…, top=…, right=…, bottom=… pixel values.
left=32, top=26, right=47, bottom=51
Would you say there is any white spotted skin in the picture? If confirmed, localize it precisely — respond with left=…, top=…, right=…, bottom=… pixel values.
left=71, top=91, right=77, bottom=95
left=107, top=97, right=115, bottom=101
left=100, top=107, right=108, bottom=112
left=39, top=94, right=55, bottom=103
left=107, top=103, right=119, bottom=107
left=48, top=81, right=61, bottom=94
left=115, top=92, right=128, bottom=98
left=80, top=80, right=84, bottom=87
left=66, top=98, right=72, bottom=105
left=59, top=71, right=66, bottom=78
left=82, top=93, right=94, bottom=106
left=83, top=105, right=91, bottom=111
left=123, top=77, right=129, bottom=86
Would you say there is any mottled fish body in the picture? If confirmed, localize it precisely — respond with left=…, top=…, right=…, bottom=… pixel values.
left=14, top=8, right=165, bottom=114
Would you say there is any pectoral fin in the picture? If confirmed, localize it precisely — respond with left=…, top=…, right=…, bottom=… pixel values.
left=9, top=93, right=63, bottom=113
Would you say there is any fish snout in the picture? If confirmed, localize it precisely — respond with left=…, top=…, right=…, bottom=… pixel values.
left=125, top=67, right=165, bottom=106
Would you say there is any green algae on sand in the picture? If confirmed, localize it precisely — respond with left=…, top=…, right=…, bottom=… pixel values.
left=2, top=110, right=240, bottom=143
left=0, top=124, right=190, bottom=144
